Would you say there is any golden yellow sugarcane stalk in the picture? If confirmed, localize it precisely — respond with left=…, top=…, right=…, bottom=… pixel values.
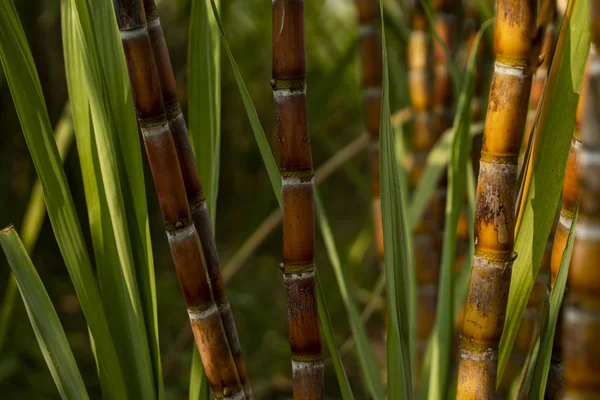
left=456, top=1, right=540, bottom=397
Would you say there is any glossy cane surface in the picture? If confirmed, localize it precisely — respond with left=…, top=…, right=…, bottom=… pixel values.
left=141, top=1, right=252, bottom=397
left=113, top=2, right=244, bottom=398
left=272, top=1, right=323, bottom=398
left=456, top=1, right=539, bottom=398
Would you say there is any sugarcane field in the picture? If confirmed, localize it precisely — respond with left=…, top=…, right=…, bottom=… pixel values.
left=1, top=0, right=599, bottom=398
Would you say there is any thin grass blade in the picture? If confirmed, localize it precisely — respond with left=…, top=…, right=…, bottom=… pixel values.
left=379, top=1, right=413, bottom=396
left=0, top=227, right=89, bottom=400
left=498, top=0, right=591, bottom=381
left=189, top=0, right=221, bottom=224
left=0, top=2, right=127, bottom=397
left=527, top=207, right=578, bottom=399
left=61, top=1, right=157, bottom=396
left=315, top=190, right=384, bottom=399
left=315, top=272, right=355, bottom=400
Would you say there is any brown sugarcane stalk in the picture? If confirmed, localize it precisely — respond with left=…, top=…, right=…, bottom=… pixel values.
left=356, top=0, right=383, bottom=262
left=408, top=1, right=443, bottom=373
left=112, top=2, right=245, bottom=399
left=562, top=9, right=600, bottom=397
left=456, top=1, right=540, bottom=397
left=272, top=1, right=323, bottom=398
left=141, top=1, right=252, bottom=397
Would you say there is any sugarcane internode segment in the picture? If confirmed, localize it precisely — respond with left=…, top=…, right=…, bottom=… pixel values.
left=457, top=1, right=538, bottom=398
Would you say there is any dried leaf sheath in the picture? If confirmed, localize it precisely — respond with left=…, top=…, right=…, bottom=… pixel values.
left=112, top=2, right=244, bottom=398
left=272, top=1, right=323, bottom=398
left=141, top=1, right=252, bottom=397
left=562, top=13, right=600, bottom=396
left=355, top=0, right=383, bottom=259
left=407, top=2, right=442, bottom=371
left=456, top=1, right=538, bottom=397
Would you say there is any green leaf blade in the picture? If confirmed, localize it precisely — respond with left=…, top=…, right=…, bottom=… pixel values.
left=0, top=227, right=89, bottom=400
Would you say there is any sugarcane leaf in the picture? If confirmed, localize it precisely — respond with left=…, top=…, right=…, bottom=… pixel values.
left=498, top=0, right=591, bottom=382
left=315, top=190, right=384, bottom=399
left=189, top=0, right=221, bottom=225
left=427, top=19, right=492, bottom=400
left=0, top=1, right=127, bottom=397
left=527, top=206, right=578, bottom=399
left=315, top=271, right=355, bottom=400
left=0, top=107, right=74, bottom=354
left=0, top=227, right=89, bottom=399
left=61, top=1, right=158, bottom=397
left=379, top=1, right=413, bottom=397
left=189, top=347, right=211, bottom=400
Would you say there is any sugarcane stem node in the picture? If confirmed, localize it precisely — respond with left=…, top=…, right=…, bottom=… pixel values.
left=510, top=251, right=518, bottom=261
left=270, top=79, right=277, bottom=90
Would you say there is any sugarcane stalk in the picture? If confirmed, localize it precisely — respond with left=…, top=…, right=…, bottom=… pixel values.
left=140, top=1, right=252, bottom=397
left=407, top=1, right=443, bottom=373
left=112, top=2, right=244, bottom=399
left=562, top=6, right=600, bottom=396
left=272, top=1, right=323, bottom=398
left=456, top=1, right=539, bottom=397
left=499, top=3, right=558, bottom=394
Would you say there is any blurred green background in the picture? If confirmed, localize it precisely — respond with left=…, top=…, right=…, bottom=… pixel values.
left=0, top=0, right=412, bottom=397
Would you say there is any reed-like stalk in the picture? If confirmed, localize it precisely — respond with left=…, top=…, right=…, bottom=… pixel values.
left=456, top=1, right=539, bottom=397
left=356, top=0, right=383, bottom=261
left=141, top=1, right=252, bottom=397
left=272, top=1, right=323, bottom=398
left=562, top=7, right=600, bottom=395
left=408, top=1, right=443, bottom=371
left=112, top=2, right=244, bottom=399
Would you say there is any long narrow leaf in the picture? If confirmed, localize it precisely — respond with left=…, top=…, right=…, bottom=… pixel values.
left=498, top=0, right=590, bottom=381
left=315, top=191, right=384, bottom=399
left=527, top=207, right=578, bottom=398
left=0, top=2, right=127, bottom=397
left=316, top=273, right=355, bottom=400
left=379, top=1, right=413, bottom=397
left=189, top=0, right=221, bottom=224
left=0, top=227, right=89, bottom=400
left=61, top=1, right=156, bottom=397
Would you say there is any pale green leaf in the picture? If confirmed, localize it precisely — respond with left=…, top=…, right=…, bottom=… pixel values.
left=0, top=1, right=127, bottom=397
left=379, top=1, right=413, bottom=397
left=0, top=227, right=89, bottom=400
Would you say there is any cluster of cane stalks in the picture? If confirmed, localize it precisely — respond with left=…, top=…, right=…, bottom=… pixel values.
left=113, top=0, right=251, bottom=398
